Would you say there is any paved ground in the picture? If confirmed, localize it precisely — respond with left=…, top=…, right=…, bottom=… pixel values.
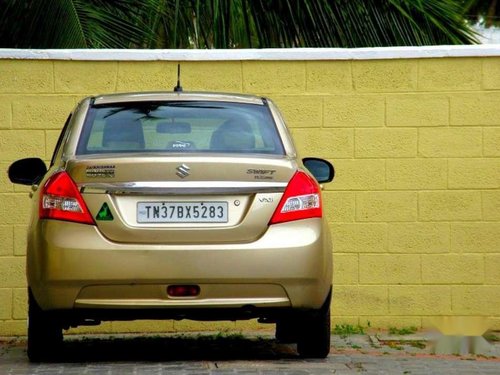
left=1, top=330, right=499, bottom=374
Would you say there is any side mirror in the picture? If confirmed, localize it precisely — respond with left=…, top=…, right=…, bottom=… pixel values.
left=8, top=158, right=47, bottom=185
left=303, top=157, right=335, bottom=183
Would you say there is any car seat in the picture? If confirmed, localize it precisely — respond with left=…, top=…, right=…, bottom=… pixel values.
left=209, top=119, right=255, bottom=152
left=102, top=116, right=145, bottom=150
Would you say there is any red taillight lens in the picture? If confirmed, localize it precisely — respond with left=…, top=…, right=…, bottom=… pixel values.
left=167, top=285, right=200, bottom=297
left=269, top=170, right=322, bottom=225
left=39, top=171, right=95, bottom=225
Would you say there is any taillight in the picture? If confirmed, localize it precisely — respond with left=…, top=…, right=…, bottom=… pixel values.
left=269, top=170, right=322, bottom=225
left=167, top=285, right=201, bottom=297
left=39, top=171, right=95, bottom=225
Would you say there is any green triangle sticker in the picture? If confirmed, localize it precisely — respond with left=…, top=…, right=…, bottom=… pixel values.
left=96, top=203, right=114, bottom=221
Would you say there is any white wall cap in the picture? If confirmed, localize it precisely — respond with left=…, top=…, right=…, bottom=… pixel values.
left=1, top=45, right=500, bottom=61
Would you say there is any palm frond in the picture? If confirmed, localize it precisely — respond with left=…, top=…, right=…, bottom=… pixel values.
left=0, top=0, right=479, bottom=48
left=0, top=0, right=161, bottom=48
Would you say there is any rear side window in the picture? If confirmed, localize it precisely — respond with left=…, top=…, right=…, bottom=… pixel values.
left=76, top=101, right=284, bottom=155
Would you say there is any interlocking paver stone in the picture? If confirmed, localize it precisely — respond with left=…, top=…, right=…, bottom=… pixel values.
left=1, top=331, right=499, bottom=374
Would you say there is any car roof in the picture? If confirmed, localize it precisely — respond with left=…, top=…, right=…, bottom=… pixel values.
left=93, top=91, right=266, bottom=106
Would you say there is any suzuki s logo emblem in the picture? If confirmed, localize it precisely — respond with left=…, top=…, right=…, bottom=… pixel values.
left=176, top=164, right=190, bottom=179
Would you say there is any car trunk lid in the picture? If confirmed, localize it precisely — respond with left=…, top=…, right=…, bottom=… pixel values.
left=65, top=155, right=296, bottom=244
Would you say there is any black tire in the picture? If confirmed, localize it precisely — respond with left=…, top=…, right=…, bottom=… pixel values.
left=296, top=307, right=331, bottom=358
left=27, top=289, right=63, bottom=362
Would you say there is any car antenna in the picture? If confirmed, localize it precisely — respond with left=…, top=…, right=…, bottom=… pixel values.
left=173, top=63, right=183, bottom=92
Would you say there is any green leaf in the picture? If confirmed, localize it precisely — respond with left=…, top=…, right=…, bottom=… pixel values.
left=0, top=0, right=479, bottom=48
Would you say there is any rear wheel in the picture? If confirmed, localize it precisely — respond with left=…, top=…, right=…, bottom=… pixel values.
left=296, top=307, right=331, bottom=358
left=27, top=289, right=63, bottom=362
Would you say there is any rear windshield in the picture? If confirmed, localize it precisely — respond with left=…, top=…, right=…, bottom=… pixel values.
left=76, top=101, right=284, bottom=155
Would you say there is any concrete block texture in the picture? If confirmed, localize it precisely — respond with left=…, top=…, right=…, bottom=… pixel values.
left=421, top=254, right=484, bottom=284
left=484, top=127, right=500, bottom=156
left=452, top=286, right=500, bottom=315
left=0, top=101, right=12, bottom=129
left=418, top=127, right=483, bottom=157
left=386, top=159, right=447, bottom=190
left=332, top=285, right=389, bottom=315
left=13, top=225, right=27, bottom=256
left=306, top=60, right=352, bottom=93
left=0, top=193, right=31, bottom=225
left=448, top=159, right=500, bottom=189
left=0, top=60, right=53, bottom=93
left=332, top=253, right=359, bottom=285
left=482, top=56, right=500, bottom=89
left=0, top=226, right=14, bottom=256
left=0, top=163, right=14, bottom=193
left=418, top=191, right=482, bottom=221
left=389, top=285, right=452, bottom=315
left=356, top=191, right=417, bottom=222
left=324, top=95, right=385, bottom=127
left=332, top=223, right=387, bottom=254
left=0, top=289, right=12, bottom=319
left=482, top=191, right=500, bottom=221
left=451, top=223, right=500, bottom=253
left=0, top=130, right=45, bottom=161
left=485, top=254, right=500, bottom=284
left=352, top=59, right=417, bottom=92
left=292, top=128, right=353, bottom=158
left=117, top=61, right=178, bottom=92
left=327, top=159, right=385, bottom=190
left=0, top=257, right=26, bottom=288
left=386, top=94, right=449, bottom=127
left=450, top=92, right=500, bottom=126
left=12, top=96, right=75, bottom=129
left=242, top=61, right=305, bottom=94
left=273, top=95, right=323, bottom=129
left=418, top=57, right=482, bottom=91
left=12, top=288, right=27, bottom=320
left=387, top=223, right=450, bottom=253
left=0, top=52, right=499, bottom=332
left=180, top=61, right=243, bottom=92
left=359, top=254, right=421, bottom=284
left=355, top=128, right=417, bottom=158
left=54, top=61, right=118, bottom=94
left=322, top=191, right=355, bottom=223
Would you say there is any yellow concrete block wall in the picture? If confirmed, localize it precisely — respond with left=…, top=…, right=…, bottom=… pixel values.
left=0, top=50, right=499, bottom=335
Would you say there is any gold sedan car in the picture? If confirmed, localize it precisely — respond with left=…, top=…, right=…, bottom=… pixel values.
left=9, top=91, right=335, bottom=361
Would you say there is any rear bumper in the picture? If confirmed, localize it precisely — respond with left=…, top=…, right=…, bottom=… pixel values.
left=28, top=218, right=332, bottom=314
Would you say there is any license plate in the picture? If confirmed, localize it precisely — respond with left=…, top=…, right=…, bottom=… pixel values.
left=137, top=201, right=228, bottom=223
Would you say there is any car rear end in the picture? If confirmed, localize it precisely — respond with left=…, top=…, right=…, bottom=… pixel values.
left=19, top=92, right=333, bottom=359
